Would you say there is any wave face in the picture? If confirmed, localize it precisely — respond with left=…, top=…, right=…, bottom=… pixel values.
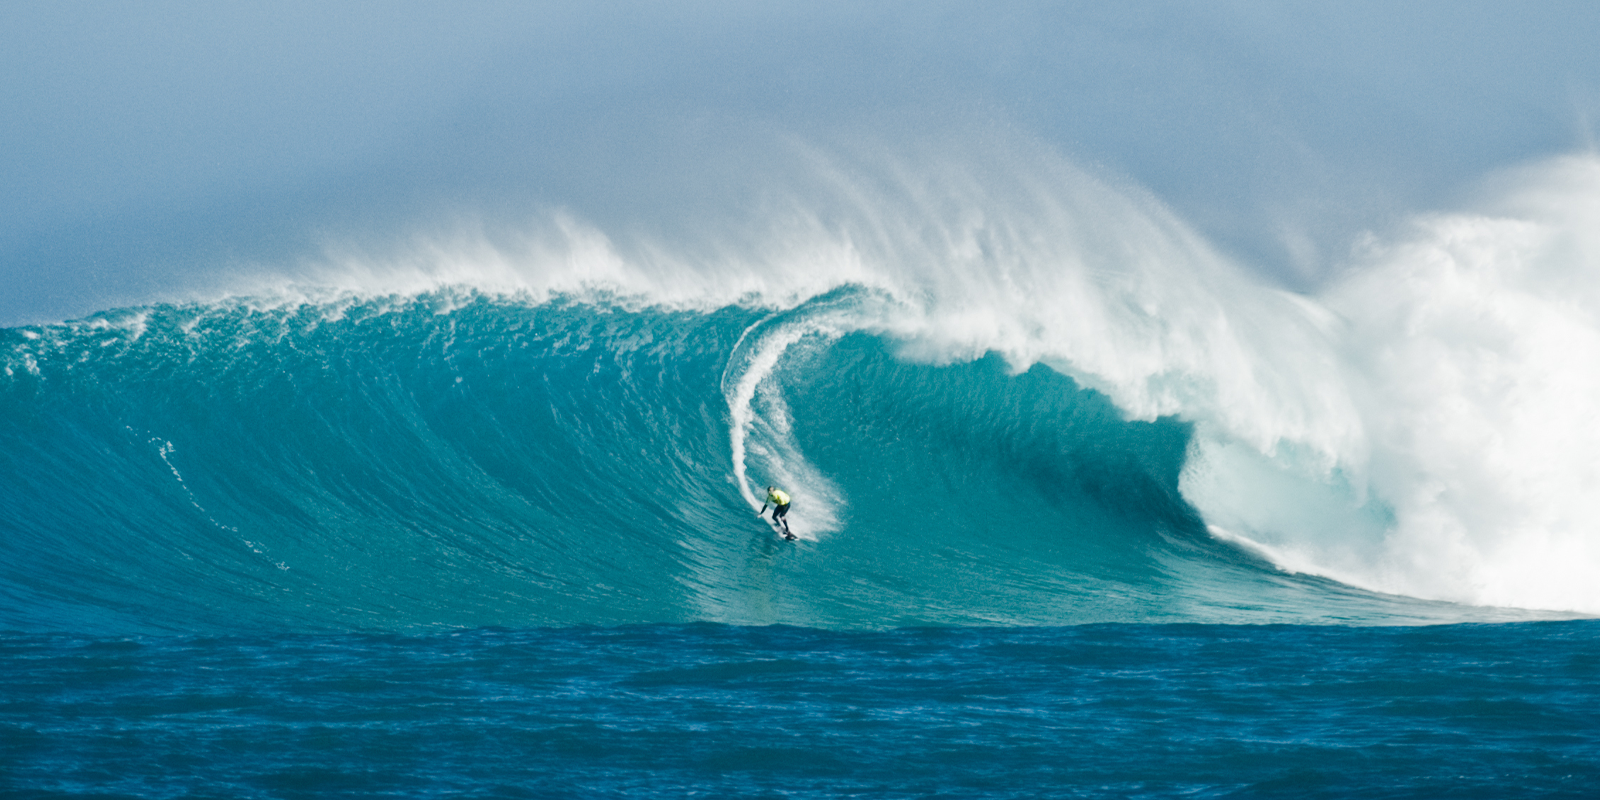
left=4, top=149, right=1599, bottom=633
left=0, top=290, right=1552, bottom=633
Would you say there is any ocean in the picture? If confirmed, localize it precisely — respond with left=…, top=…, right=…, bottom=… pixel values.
left=5, top=623, right=1597, bottom=798
left=4, top=275, right=1599, bottom=796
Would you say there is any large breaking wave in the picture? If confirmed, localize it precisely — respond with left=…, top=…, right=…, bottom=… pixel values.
left=4, top=144, right=1598, bottom=633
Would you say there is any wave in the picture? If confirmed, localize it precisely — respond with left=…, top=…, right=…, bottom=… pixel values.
left=3, top=144, right=1598, bottom=632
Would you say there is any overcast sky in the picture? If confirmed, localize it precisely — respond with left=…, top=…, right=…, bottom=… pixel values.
left=4, top=0, right=1598, bottom=323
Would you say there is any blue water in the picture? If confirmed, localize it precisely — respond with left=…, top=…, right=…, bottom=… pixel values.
left=4, top=293, right=1597, bottom=796
left=5, top=623, right=1598, bottom=798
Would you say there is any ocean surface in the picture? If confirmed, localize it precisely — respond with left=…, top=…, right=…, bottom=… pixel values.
left=5, top=622, right=1598, bottom=799
left=12, top=141, right=1600, bottom=799
left=4, top=287, right=1599, bottom=797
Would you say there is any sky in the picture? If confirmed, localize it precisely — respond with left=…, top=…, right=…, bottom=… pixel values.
left=3, top=0, right=1599, bottom=324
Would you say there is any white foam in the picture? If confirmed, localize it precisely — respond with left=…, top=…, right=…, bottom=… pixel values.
left=1309, top=156, right=1600, bottom=611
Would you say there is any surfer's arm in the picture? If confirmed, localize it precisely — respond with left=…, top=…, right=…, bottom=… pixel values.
left=756, top=502, right=769, bottom=517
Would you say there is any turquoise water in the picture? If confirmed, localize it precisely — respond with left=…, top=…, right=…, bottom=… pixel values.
left=0, top=292, right=1545, bottom=632
left=4, top=293, right=1596, bottom=797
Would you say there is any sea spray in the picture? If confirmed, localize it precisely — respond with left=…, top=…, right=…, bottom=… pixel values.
left=1316, top=156, right=1600, bottom=610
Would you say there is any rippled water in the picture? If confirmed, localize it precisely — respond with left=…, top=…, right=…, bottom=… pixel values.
left=5, top=622, right=1597, bottom=798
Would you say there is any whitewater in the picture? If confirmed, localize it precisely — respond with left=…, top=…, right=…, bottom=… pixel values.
left=4, top=144, right=1600, bottom=633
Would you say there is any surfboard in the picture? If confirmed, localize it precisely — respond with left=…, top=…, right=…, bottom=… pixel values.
left=761, top=517, right=796, bottom=540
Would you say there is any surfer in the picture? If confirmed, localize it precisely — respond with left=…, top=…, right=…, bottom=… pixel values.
left=757, top=486, right=795, bottom=540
